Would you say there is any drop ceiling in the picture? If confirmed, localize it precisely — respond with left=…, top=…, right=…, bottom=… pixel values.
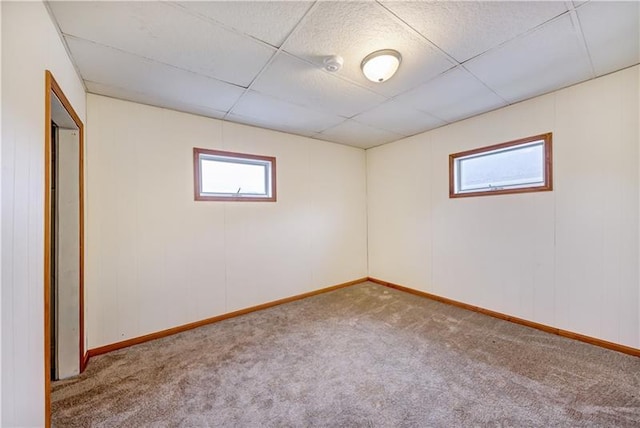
left=47, top=1, right=639, bottom=149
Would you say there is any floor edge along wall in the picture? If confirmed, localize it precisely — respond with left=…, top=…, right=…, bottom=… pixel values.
left=367, top=277, right=640, bottom=358
left=85, top=277, right=639, bottom=364
left=87, top=278, right=368, bottom=357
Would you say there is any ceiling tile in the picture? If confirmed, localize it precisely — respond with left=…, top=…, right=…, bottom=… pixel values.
left=319, top=120, right=402, bottom=149
left=381, top=1, right=568, bottom=63
left=578, top=1, right=640, bottom=76
left=464, top=15, right=593, bottom=103
left=230, top=90, right=346, bottom=134
left=251, top=52, right=386, bottom=118
left=48, top=1, right=275, bottom=87
left=47, top=0, right=636, bottom=145
left=282, top=1, right=455, bottom=97
left=66, top=36, right=245, bottom=113
left=85, top=81, right=227, bottom=120
left=352, top=100, right=446, bottom=136
left=226, top=113, right=316, bottom=139
left=175, top=1, right=312, bottom=47
left=393, top=67, right=507, bottom=122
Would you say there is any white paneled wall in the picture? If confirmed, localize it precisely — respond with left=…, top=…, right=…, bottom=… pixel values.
left=0, top=2, right=4, bottom=424
left=368, top=65, right=640, bottom=348
left=85, top=94, right=368, bottom=349
left=2, top=3, right=638, bottom=426
left=1, top=2, right=87, bottom=426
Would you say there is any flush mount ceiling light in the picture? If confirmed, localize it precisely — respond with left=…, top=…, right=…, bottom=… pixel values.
left=361, top=49, right=402, bottom=83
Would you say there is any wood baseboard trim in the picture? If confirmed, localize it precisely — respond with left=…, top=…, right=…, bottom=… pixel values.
left=88, top=277, right=368, bottom=359
left=81, top=351, right=89, bottom=371
left=368, top=277, right=640, bottom=358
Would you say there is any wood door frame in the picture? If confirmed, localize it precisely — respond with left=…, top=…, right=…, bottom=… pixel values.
left=44, top=70, right=85, bottom=427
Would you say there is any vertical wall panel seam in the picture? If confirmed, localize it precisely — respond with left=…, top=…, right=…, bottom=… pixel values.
left=429, top=134, right=434, bottom=291
left=307, top=145, right=314, bottom=288
left=135, top=115, right=141, bottom=337
left=552, top=91, right=558, bottom=330
left=637, top=66, right=640, bottom=347
left=27, top=134, right=34, bottom=407
left=0, top=0, right=3, bottom=419
left=9, top=122, right=18, bottom=423
left=616, top=78, right=622, bottom=343
left=364, top=149, right=370, bottom=277
left=222, top=123, right=228, bottom=313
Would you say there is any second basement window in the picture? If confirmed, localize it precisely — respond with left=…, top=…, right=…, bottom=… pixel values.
left=449, top=133, right=552, bottom=198
left=194, top=148, right=276, bottom=201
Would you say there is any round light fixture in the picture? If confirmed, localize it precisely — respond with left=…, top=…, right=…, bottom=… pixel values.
left=361, top=49, right=402, bottom=83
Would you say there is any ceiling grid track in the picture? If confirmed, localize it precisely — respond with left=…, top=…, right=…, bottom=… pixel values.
left=566, top=2, right=597, bottom=79
left=46, top=1, right=638, bottom=148
left=375, top=0, right=510, bottom=106
left=220, top=1, right=322, bottom=120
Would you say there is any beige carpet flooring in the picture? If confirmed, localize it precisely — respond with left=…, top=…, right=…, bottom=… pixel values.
left=52, top=282, right=640, bottom=427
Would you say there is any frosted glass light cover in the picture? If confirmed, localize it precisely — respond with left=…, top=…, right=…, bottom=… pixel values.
left=361, top=50, right=402, bottom=83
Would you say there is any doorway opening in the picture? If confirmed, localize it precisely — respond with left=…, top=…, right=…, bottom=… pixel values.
left=44, top=70, right=85, bottom=426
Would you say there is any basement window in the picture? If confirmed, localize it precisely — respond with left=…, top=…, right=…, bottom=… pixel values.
left=194, top=148, right=276, bottom=201
left=449, top=133, right=552, bottom=198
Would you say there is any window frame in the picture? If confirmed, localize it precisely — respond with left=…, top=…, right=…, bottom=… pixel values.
left=193, top=147, right=277, bottom=202
left=449, top=133, right=553, bottom=198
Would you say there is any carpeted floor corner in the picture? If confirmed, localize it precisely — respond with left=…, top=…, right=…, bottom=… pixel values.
left=52, top=282, right=640, bottom=427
